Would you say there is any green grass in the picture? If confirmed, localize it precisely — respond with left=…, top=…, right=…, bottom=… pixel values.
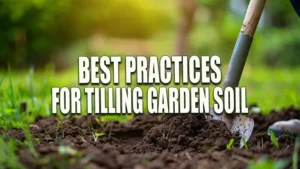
left=0, top=137, right=25, bottom=169
left=240, top=66, right=300, bottom=113
left=6, top=65, right=37, bottom=157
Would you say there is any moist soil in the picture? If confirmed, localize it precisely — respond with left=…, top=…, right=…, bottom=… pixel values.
left=3, top=106, right=300, bottom=169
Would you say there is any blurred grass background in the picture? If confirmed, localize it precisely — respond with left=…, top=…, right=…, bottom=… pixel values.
left=0, top=1, right=299, bottom=168
left=0, top=0, right=300, bottom=119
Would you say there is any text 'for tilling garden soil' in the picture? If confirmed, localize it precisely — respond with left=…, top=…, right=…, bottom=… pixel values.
left=51, top=56, right=248, bottom=115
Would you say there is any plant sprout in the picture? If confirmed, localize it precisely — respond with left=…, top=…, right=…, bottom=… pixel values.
left=242, top=137, right=248, bottom=150
left=226, top=138, right=235, bottom=150
left=269, top=130, right=279, bottom=149
left=92, top=132, right=105, bottom=142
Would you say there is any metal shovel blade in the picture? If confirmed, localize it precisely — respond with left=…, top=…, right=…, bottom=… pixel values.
left=205, top=107, right=254, bottom=148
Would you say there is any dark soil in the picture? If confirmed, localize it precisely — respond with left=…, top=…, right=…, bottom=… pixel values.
left=3, top=107, right=300, bottom=169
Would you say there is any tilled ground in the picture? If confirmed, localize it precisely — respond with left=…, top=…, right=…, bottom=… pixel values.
left=3, top=107, right=300, bottom=169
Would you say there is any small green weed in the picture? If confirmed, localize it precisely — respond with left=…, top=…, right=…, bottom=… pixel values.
left=226, top=138, right=235, bottom=150
left=242, top=137, right=248, bottom=150
left=269, top=130, right=279, bottom=149
left=92, top=132, right=106, bottom=142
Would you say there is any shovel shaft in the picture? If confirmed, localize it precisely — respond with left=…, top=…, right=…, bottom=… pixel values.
left=224, top=0, right=266, bottom=89
left=223, top=34, right=253, bottom=89
left=222, top=0, right=266, bottom=117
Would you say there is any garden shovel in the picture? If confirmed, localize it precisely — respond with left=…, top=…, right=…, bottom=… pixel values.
left=205, top=0, right=267, bottom=148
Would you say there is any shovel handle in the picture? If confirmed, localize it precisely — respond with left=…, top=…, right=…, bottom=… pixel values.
left=241, top=0, right=267, bottom=37
left=222, top=0, right=266, bottom=120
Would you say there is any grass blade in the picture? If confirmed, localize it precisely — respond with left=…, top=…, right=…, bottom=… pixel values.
left=29, top=66, right=34, bottom=103
left=270, top=130, right=279, bottom=149
left=242, top=137, right=248, bottom=150
left=8, top=64, right=15, bottom=108
left=226, top=138, right=235, bottom=150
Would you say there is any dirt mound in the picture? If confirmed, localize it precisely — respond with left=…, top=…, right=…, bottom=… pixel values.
left=127, top=115, right=239, bottom=154
left=3, top=107, right=300, bottom=169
